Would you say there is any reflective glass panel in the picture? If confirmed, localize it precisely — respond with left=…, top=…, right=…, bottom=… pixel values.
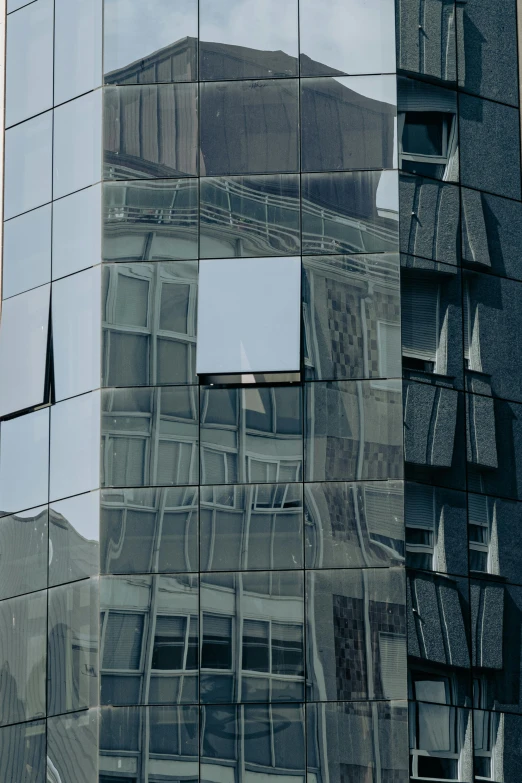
left=200, top=174, right=300, bottom=258
left=4, top=111, right=53, bottom=220
left=104, top=0, right=198, bottom=84
left=201, top=484, right=303, bottom=571
left=0, top=505, right=47, bottom=600
left=102, top=261, right=197, bottom=387
left=104, top=84, right=198, bottom=180
left=200, top=386, right=303, bottom=485
left=53, top=184, right=102, bottom=280
left=197, top=256, right=300, bottom=375
left=54, top=0, right=102, bottom=105
left=8, top=0, right=38, bottom=10
left=303, top=253, right=401, bottom=381
left=50, top=392, right=101, bottom=502
left=53, top=267, right=101, bottom=401
left=99, top=705, right=198, bottom=779
left=201, top=572, right=304, bottom=703
left=6, top=0, right=53, bottom=127
left=307, top=568, right=407, bottom=701
left=48, top=709, right=98, bottom=783
left=0, top=719, right=46, bottom=782
left=103, top=179, right=198, bottom=262
left=200, top=79, right=299, bottom=176
left=100, top=575, right=198, bottom=706
left=49, top=491, right=99, bottom=587
left=299, top=0, right=396, bottom=77
left=48, top=578, right=99, bottom=716
left=53, top=90, right=103, bottom=199
left=301, top=75, right=397, bottom=172
left=459, top=94, right=521, bottom=200
left=3, top=204, right=52, bottom=299
left=199, top=0, right=298, bottom=80
left=0, top=284, right=50, bottom=418
left=201, top=703, right=305, bottom=774
left=307, top=701, right=409, bottom=782
left=101, top=487, right=198, bottom=574
left=305, top=481, right=404, bottom=569
left=0, top=590, right=47, bottom=726
left=0, top=408, right=49, bottom=516
left=302, top=170, right=399, bottom=255
left=305, top=380, right=403, bottom=482
left=404, top=382, right=466, bottom=491
left=101, top=387, right=199, bottom=487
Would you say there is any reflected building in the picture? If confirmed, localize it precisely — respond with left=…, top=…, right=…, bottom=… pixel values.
left=2, top=0, right=522, bottom=781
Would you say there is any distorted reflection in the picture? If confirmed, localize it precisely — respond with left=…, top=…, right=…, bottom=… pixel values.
left=200, top=174, right=300, bottom=258
left=47, top=578, right=99, bottom=717
left=0, top=590, right=46, bottom=727
left=0, top=505, right=48, bottom=601
left=101, top=487, right=198, bottom=574
left=305, top=380, right=404, bottom=482
left=47, top=709, right=98, bottom=783
left=104, top=0, right=198, bottom=84
left=305, top=481, right=404, bottom=569
left=301, top=75, right=397, bottom=172
left=0, top=719, right=45, bottom=782
left=201, top=483, right=303, bottom=571
left=103, top=179, right=198, bottom=262
left=99, top=705, right=198, bottom=783
left=200, top=79, right=299, bottom=176
left=308, top=701, right=409, bottom=782
left=200, top=386, right=302, bottom=485
left=301, top=171, right=399, bottom=255
left=101, top=387, right=199, bottom=488
left=102, top=261, right=197, bottom=387
left=202, top=703, right=305, bottom=781
left=49, top=492, right=99, bottom=586
left=200, top=572, right=304, bottom=703
left=303, top=253, right=401, bottom=381
left=104, top=84, right=198, bottom=180
left=307, top=568, right=407, bottom=701
left=100, top=575, right=198, bottom=706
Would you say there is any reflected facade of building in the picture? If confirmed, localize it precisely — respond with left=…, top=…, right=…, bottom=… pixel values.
left=2, top=0, right=522, bottom=781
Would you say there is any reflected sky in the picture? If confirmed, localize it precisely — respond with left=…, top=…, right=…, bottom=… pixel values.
left=104, top=0, right=198, bottom=74
left=200, top=0, right=298, bottom=56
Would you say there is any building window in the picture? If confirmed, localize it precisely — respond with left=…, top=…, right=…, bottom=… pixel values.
left=402, top=276, right=440, bottom=373
left=468, top=494, right=490, bottom=573
left=399, top=110, right=457, bottom=180
left=101, top=611, right=145, bottom=671
left=242, top=620, right=303, bottom=677
left=151, top=615, right=198, bottom=671
left=410, top=673, right=459, bottom=781
left=405, top=484, right=435, bottom=570
left=474, top=710, right=497, bottom=781
left=201, top=614, right=233, bottom=670
left=364, top=485, right=404, bottom=558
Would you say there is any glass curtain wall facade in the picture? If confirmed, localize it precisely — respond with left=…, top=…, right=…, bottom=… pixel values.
left=0, top=0, right=521, bottom=782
